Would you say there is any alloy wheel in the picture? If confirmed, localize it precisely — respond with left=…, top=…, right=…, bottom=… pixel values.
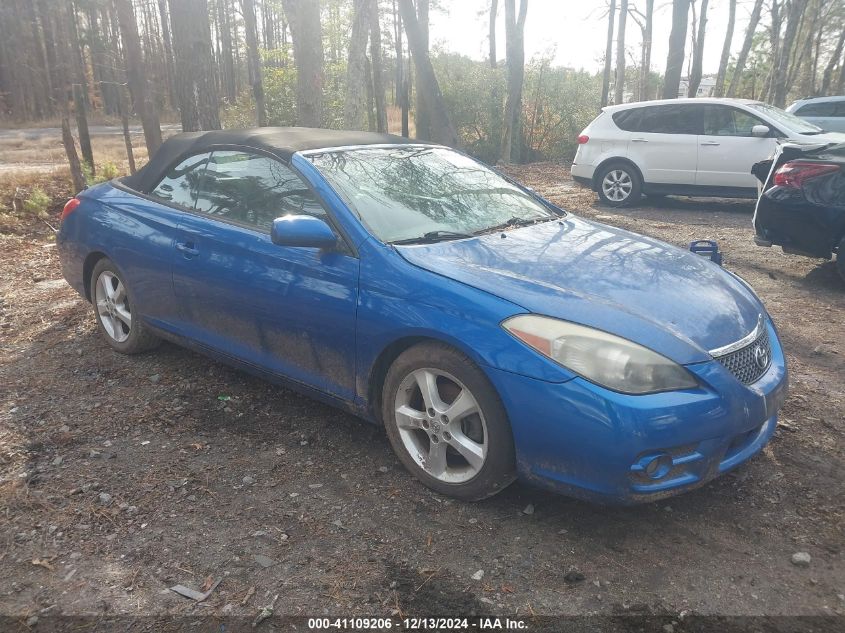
left=601, top=169, right=633, bottom=202
left=95, top=271, right=132, bottom=343
left=393, top=368, right=488, bottom=484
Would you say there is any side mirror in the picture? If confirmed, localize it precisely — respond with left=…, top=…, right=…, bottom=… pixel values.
left=271, top=215, right=337, bottom=249
left=751, top=125, right=770, bottom=138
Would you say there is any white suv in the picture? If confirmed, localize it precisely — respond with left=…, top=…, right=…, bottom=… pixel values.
left=786, top=96, right=845, bottom=133
left=571, top=97, right=845, bottom=206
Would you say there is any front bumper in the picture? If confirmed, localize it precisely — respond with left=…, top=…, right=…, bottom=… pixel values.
left=486, top=321, right=788, bottom=504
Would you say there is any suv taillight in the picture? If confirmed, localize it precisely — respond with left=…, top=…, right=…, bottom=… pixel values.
left=773, top=161, right=839, bottom=189
left=577, top=135, right=589, bottom=144
left=61, top=197, right=81, bottom=221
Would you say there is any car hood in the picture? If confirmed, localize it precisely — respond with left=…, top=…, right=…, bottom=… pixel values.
left=396, top=216, right=765, bottom=365
left=790, top=131, right=845, bottom=144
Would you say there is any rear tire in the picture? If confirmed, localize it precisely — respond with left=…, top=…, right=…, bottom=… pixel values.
left=90, top=258, right=160, bottom=354
left=381, top=342, right=516, bottom=501
left=596, top=162, right=642, bottom=207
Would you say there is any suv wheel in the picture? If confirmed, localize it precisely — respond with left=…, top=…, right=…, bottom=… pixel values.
left=596, top=162, right=642, bottom=207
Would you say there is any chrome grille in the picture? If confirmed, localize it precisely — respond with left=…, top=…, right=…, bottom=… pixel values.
left=713, top=326, right=771, bottom=385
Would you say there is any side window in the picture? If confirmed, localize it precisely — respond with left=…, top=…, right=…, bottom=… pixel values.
left=150, top=152, right=211, bottom=207
left=194, top=151, right=327, bottom=231
left=834, top=102, right=845, bottom=117
left=796, top=102, right=835, bottom=117
left=637, top=104, right=701, bottom=134
left=704, top=106, right=769, bottom=137
left=612, top=108, right=643, bottom=132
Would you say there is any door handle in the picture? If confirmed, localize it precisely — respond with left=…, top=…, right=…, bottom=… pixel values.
left=701, top=141, right=721, bottom=146
left=631, top=138, right=648, bottom=143
left=175, top=242, right=200, bottom=257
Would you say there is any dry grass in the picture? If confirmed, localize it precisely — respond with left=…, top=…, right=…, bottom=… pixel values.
left=0, top=133, right=149, bottom=172
left=0, top=131, right=158, bottom=235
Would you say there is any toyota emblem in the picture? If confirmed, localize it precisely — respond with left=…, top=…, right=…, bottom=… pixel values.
left=753, top=345, right=769, bottom=369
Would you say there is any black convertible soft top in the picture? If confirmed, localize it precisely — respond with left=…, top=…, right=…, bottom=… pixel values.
left=122, top=127, right=418, bottom=193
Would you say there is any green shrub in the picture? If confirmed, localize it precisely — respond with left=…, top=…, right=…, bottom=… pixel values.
left=22, top=188, right=51, bottom=218
left=82, top=161, right=123, bottom=186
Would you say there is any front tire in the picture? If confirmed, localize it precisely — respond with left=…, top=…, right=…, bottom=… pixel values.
left=90, top=258, right=160, bottom=354
left=596, top=162, right=642, bottom=207
left=382, top=342, right=516, bottom=501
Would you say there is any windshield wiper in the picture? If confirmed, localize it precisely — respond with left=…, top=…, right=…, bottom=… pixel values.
left=391, top=230, right=475, bottom=245
left=474, top=216, right=549, bottom=235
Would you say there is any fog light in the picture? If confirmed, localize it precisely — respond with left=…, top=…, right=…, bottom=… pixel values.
left=643, top=453, right=673, bottom=480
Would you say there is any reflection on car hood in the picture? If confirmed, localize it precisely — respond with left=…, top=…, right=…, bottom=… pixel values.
left=797, top=131, right=845, bottom=144
left=396, top=216, right=765, bottom=365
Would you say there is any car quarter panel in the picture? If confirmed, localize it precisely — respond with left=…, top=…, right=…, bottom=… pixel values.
left=57, top=182, right=182, bottom=325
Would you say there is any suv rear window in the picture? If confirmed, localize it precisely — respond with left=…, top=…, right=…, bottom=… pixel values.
left=796, top=102, right=836, bottom=117
left=612, top=108, right=643, bottom=131
left=612, top=104, right=702, bottom=134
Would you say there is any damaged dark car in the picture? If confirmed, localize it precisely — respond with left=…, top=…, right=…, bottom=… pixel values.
left=752, top=142, right=845, bottom=281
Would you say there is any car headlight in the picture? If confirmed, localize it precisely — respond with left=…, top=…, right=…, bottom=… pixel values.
left=502, top=315, right=698, bottom=395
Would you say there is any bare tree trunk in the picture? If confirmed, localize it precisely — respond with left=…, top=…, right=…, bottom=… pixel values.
left=413, top=0, right=431, bottom=140
left=365, top=56, right=376, bottom=131
left=687, top=0, right=708, bottom=96
left=713, top=0, right=736, bottom=97
left=62, top=117, right=86, bottom=192
left=72, top=84, right=94, bottom=173
left=168, top=0, right=220, bottom=131
left=157, top=0, right=177, bottom=109
left=221, top=0, right=239, bottom=103
left=789, top=3, right=819, bottom=97
left=392, top=0, right=410, bottom=136
left=66, top=0, right=94, bottom=174
left=345, top=0, right=371, bottom=129
left=114, top=0, right=162, bottom=155
left=501, top=0, right=527, bottom=163
left=119, top=85, right=136, bottom=174
left=489, top=0, right=503, bottom=155
left=639, top=0, right=653, bottom=101
left=822, top=29, right=845, bottom=95
left=242, top=0, right=267, bottom=126
left=53, top=1, right=85, bottom=191
left=614, top=0, right=628, bottom=104
left=489, top=0, right=498, bottom=67
left=601, top=0, right=616, bottom=107
left=370, top=0, right=388, bottom=133
left=397, top=0, right=458, bottom=146
left=726, top=0, right=763, bottom=97
left=30, top=0, right=56, bottom=119
left=761, top=0, right=782, bottom=103
left=282, top=0, right=324, bottom=127
left=772, top=0, right=801, bottom=107
left=662, top=0, right=690, bottom=99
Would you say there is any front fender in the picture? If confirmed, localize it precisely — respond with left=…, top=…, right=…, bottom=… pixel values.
left=355, top=240, right=577, bottom=410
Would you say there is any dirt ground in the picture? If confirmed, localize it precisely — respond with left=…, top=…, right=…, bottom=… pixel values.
left=0, top=156, right=843, bottom=630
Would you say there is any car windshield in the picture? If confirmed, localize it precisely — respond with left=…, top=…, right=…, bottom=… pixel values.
left=306, top=146, right=560, bottom=243
left=749, top=103, right=825, bottom=135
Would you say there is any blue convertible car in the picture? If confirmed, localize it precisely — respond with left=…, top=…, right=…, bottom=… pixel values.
left=58, top=128, right=788, bottom=503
